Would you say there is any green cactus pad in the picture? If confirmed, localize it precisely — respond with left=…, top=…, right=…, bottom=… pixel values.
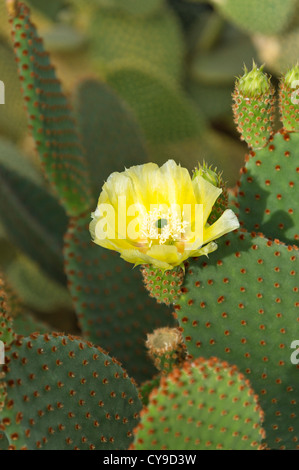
left=89, top=7, right=183, bottom=81
left=105, top=62, right=206, bottom=149
left=0, top=276, right=14, bottom=346
left=279, top=65, right=299, bottom=132
left=211, top=0, right=297, bottom=36
left=0, top=138, right=67, bottom=284
left=176, top=230, right=299, bottom=449
left=237, top=131, right=299, bottom=245
left=140, top=265, right=185, bottom=306
left=74, top=79, right=148, bottom=200
left=1, top=333, right=142, bottom=450
left=9, top=2, right=92, bottom=216
left=64, top=212, right=176, bottom=384
left=131, top=357, right=265, bottom=450
left=232, top=65, right=275, bottom=150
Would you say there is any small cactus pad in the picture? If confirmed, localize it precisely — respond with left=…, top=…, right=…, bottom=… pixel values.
left=176, top=230, right=299, bottom=449
left=279, top=64, right=299, bottom=132
left=237, top=131, right=299, bottom=245
left=141, top=265, right=185, bottom=305
left=146, top=327, right=187, bottom=375
left=1, top=333, right=142, bottom=450
left=232, top=64, right=275, bottom=150
left=64, top=212, right=176, bottom=384
left=8, top=2, right=92, bottom=216
left=0, top=276, right=14, bottom=346
left=193, top=162, right=228, bottom=224
left=131, top=357, right=265, bottom=450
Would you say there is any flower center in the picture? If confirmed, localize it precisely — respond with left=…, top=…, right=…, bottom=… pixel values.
left=140, top=208, right=189, bottom=246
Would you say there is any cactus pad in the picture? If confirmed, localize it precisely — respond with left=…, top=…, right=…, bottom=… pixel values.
left=279, top=65, right=299, bottom=132
left=9, top=2, right=92, bottom=216
left=75, top=79, right=148, bottom=199
left=1, top=333, right=142, bottom=450
left=237, top=131, right=299, bottom=245
left=176, top=230, right=299, bottom=449
left=232, top=64, right=275, bottom=150
left=211, top=0, right=297, bottom=36
left=131, top=357, right=265, bottom=450
left=140, top=265, right=185, bottom=306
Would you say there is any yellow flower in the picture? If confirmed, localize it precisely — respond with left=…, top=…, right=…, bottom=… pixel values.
left=90, top=160, right=239, bottom=270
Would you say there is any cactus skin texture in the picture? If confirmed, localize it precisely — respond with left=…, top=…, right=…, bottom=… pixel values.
left=140, top=265, right=185, bottom=306
left=279, top=65, right=299, bottom=132
left=237, top=131, right=299, bottom=246
left=131, top=357, right=265, bottom=450
left=210, top=0, right=298, bottom=36
left=74, top=79, right=148, bottom=200
left=8, top=2, right=92, bottom=216
left=232, top=64, right=275, bottom=150
left=146, top=327, right=187, bottom=375
left=64, top=212, right=176, bottom=384
left=1, top=333, right=142, bottom=450
left=89, top=7, right=183, bottom=82
left=176, top=230, right=299, bottom=450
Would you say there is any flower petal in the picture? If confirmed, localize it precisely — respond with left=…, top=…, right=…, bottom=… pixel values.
left=192, top=175, right=222, bottom=225
left=203, top=209, right=240, bottom=244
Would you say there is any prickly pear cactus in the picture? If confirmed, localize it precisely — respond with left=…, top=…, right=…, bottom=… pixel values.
left=232, top=64, right=275, bottom=150
left=279, top=64, right=299, bottom=132
left=1, top=333, right=142, bottom=450
left=1, top=0, right=299, bottom=453
left=9, top=2, right=92, bottom=216
left=131, top=357, right=265, bottom=450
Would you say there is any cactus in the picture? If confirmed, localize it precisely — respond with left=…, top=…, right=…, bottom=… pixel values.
left=1, top=0, right=299, bottom=452
left=145, top=327, right=187, bottom=375
left=106, top=61, right=206, bottom=148
left=9, top=2, right=92, bottom=216
left=210, top=0, right=298, bottom=36
left=140, top=265, right=185, bottom=306
left=85, top=2, right=184, bottom=82
left=232, top=63, right=275, bottom=150
left=279, top=64, right=299, bottom=132
left=74, top=79, right=148, bottom=199
left=175, top=231, right=299, bottom=449
left=1, top=333, right=142, bottom=450
left=131, top=357, right=265, bottom=450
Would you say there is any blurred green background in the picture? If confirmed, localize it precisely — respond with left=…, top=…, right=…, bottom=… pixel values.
left=0, top=0, right=298, bottom=328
